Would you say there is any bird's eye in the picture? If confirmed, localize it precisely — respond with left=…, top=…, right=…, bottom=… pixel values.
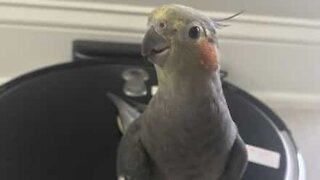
left=188, top=26, right=201, bottom=39
left=154, top=21, right=167, bottom=34
left=159, top=22, right=166, bottom=29
left=180, top=22, right=204, bottom=41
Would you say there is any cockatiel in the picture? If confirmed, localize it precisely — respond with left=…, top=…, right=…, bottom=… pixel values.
left=113, top=4, right=248, bottom=180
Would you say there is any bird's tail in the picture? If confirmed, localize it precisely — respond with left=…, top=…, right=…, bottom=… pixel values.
left=106, top=92, right=142, bottom=134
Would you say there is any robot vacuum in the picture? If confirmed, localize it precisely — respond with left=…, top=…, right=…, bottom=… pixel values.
left=0, top=41, right=305, bottom=180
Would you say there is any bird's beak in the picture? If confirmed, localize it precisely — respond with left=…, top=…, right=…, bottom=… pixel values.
left=141, top=26, right=170, bottom=66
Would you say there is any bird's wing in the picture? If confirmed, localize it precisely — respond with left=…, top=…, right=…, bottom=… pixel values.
left=218, top=135, right=248, bottom=180
left=107, top=92, right=141, bottom=134
left=117, top=118, right=151, bottom=180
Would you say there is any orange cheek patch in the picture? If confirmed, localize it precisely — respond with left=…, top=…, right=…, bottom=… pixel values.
left=199, top=40, right=219, bottom=71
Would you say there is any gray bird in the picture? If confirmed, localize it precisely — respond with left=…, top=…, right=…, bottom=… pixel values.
left=108, top=4, right=248, bottom=180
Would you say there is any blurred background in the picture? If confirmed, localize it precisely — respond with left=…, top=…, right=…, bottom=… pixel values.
left=0, top=0, right=319, bottom=179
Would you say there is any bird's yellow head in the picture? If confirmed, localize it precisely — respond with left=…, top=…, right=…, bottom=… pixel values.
left=141, top=4, right=220, bottom=75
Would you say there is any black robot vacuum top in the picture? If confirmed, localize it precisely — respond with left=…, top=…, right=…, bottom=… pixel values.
left=0, top=41, right=305, bottom=180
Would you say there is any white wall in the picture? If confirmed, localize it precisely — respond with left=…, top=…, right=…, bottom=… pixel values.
left=1, top=0, right=319, bottom=108
left=67, top=0, right=320, bottom=19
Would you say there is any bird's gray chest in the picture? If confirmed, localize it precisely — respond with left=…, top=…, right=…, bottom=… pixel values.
left=141, top=95, right=235, bottom=179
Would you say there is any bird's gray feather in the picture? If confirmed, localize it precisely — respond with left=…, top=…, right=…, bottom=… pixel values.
left=116, top=118, right=151, bottom=180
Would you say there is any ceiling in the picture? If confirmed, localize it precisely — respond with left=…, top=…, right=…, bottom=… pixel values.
left=69, top=0, right=320, bottom=20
